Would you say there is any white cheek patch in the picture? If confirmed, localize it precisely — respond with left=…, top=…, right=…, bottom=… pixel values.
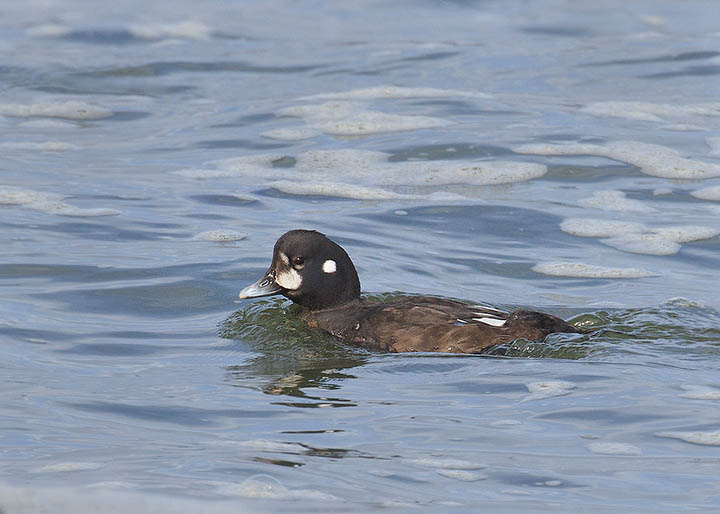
left=322, top=259, right=336, bottom=274
left=275, top=268, right=302, bottom=290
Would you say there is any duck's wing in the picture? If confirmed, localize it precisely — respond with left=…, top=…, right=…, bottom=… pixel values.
left=309, top=297, right=578, bottom=354
left=343, top=298, right=515, bottom=353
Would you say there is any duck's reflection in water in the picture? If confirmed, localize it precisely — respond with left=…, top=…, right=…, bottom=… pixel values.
left=219, top=298, right=369, bottom=405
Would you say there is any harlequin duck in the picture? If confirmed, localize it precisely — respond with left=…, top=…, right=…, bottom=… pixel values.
left=238, top=229, right=580, bottom=354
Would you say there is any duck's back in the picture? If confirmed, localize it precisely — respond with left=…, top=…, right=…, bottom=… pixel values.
left=301, top=296, right=579, bottom=354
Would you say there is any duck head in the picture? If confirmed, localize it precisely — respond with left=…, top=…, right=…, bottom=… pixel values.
left=238, top=230, right=361, bottom=310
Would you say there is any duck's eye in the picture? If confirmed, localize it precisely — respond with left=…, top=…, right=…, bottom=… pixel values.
left=292, top=256, right=305, bottom=268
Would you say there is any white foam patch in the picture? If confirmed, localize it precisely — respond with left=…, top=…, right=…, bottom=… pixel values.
left=176, top=149, right=546, bottom=200
left=656, top=430, right=720, bottom=446
left=489, top=419, right=522, bottom=427
left=297, top=150, right=545, bottom=187
left=129, top=20, right=211, bottom=40
left=523, top=381, right=576, bottom=401
left=515, top=141, right=720, bottom=179
left=276, top=100, right=452, bottom=136
left=602, top=233, right=681, bottom=256
left=581, top=101, right=720, bottom=123
left=38, top=203, right=121, bottom=217
left=680, top=385, right=720, bottom=400
left=313, top=111, right=451, bottom=136
left=193, top=230, right=247, bottom=242
left=175, top=168, right=236, bottom=179
left=641, top=15, right=665, bottom=27
left=300, top=86, right=493, bottom=101
left=603, top=226, right=719, bottom=256
left=0, top=187, right=61, bottom=205
left=560, top=218, right=718, bottom=255
left=216, top=153, right=289, bottom=175
left=663, top=297, right=706, bottom=308
left=408, top=458, right=485, bottom=470
left=577, top=190, right=657, bottom=213
left=86, top=481, right=136, bottom=489
left=34, top=462, right=103, bottom=473
left=277, top=102, right=360, bottom=120
left=560, top=218, right=647, bottom=238
left=230, top=440, right=304, bottom=452
left=25, top=24, right=72, bottom=38
left=436, top=470, right=488, bottom=481
left=175, top=153, right=286, bottom=179
left=708, top=136, right=720, bottom=157
left=660, top=123, right=705, bottom=131
left=17, top=119, right=77, bottom=129
left=261, top=127, right=322, bottom=141
left=691, top=186, right=720, bottom=201
left=269, top=180, right=405, bottom=200
left=0, top=101, right=112, bottom=120
left=0, top=483, right=245, bottom=514
left=0, top=187, right=120, bottom=217
left=587, top=442, right=642, bottom=455
left=218, top=475, right=338, bottom=501
left=651, top=226, right=719, bottom=243
left=532, top=261, right=659, bottom=279
left=418, top=161, right=547, bottom=186
left=0, top=141, right=80, bottom=151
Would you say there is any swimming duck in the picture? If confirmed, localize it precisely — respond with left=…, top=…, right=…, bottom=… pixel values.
left=238, top=229, right=580, bottom=354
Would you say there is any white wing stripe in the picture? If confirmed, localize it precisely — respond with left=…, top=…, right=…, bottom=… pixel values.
left=472, top=317, right=507, bottom=327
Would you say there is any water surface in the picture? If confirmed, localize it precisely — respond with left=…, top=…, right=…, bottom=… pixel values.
left=1, top=0, right=720, bottom=511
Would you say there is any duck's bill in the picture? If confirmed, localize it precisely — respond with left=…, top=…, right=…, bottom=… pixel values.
left=238, top=272, right=283, bottom=299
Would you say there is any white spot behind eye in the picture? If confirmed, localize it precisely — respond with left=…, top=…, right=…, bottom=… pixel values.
left=322, top=259, right=336, bottom=273
left=276, top=269, right=302, bottom=290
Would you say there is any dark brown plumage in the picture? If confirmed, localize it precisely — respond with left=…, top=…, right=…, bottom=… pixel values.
left=239, top=229, right=580, bottom=354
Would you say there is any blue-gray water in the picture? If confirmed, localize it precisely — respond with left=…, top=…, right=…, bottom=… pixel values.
left=2, top=0, right=720, bottom=512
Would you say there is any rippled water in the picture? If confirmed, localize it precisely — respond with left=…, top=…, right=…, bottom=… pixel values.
left=2, top=0, right=720, bottom=511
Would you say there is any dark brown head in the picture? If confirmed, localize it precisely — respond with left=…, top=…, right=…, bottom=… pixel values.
left=238, top=230, right=361, bottom=310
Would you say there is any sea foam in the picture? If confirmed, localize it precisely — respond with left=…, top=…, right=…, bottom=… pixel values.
left=577, top=190, right=656, bottom=213
left=0, top=141, right=79, bottom=151
left=176, top=149, right=547, bottom=200
left=532, top=262, right=658, bottom=279
left=436, top=469, right=488, bottom=481
left=691, top=186, right=720, bottom=201
left=33, top=462, right=103, bottom=473
left=515, top=141, right=720, bottom=179
left=708, top=136, right=720, bottom=157
left=300, top=85, right=493, bottom=101
left=129, top=20, right=211, bottom=40
left=193, top=230, right=247, bottom=242
left=560, top=218, right=719, bottom=256
left=679, top=385, right=720, bottom=400
left=218, top=475, right=338, bottom=501
left=656, top=430, right=720, bottom=446
left=0, top=101, right=112, bottom=120
left=587, top=442, right=642, bottom=455
left=0, top=187, right=120, bottom=217
left=407, top=458, right=485, bottom=470
left=560, top=218, right=647, bottom=238
left=581, top=101, right=720, bottom=123
left=523, top=381, right=576, bottom=401
left=278, top=101, right=451, bottom=136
